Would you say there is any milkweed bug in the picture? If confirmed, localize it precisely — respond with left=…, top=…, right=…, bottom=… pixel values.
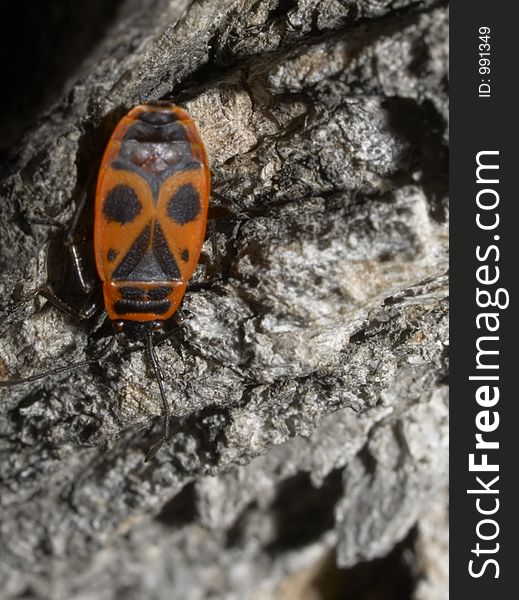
left=1, top=103, right=211, bottom=460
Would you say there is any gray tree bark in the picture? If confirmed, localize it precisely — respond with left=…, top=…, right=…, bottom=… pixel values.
left=0, top=1, right=448, bottom=599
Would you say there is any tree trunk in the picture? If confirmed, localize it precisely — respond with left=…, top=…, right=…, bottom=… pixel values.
left=0, top=1, right=448, bottom=598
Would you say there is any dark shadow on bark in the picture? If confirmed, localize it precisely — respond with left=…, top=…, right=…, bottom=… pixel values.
left=0, top=1, right=124, bottom=153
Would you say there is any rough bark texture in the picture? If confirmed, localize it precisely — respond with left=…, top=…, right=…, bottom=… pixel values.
left=0, top=1, right=448, bottom=598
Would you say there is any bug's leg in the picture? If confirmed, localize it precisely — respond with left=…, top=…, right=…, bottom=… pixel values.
left=2, top=178, right=97, bottom=327
left=38, top=286, right=100, bottom=321
left=144, top=333, right=171, bottom=462
left=33, top=174, right=101, bottom=321
left=173, top=308, right=187, bottom=326
left=1, top=279, right=100, bottom=327
left=167, top=308, right=187, bottom=336
left=64, top=183, right=96, bottom=295
left=148, top=310, right=187, bottom=350
left=0, top=335, right=117, bottom=387
left=66, top=243, right=94, bottom=294
left=0, top=290, right=41, bottom=336
left=145, top=439, right=169, bottom=463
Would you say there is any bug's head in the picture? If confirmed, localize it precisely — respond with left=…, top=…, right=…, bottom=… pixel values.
left=113, top=320, right=164, bottom=341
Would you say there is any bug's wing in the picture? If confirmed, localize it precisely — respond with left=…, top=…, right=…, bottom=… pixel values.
left=156, top=165, right=210, bottom=284
left=94, top=166, right=154, bottom=284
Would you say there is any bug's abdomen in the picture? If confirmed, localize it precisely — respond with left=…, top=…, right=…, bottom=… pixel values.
left=94, top=104, right=210, bottom=322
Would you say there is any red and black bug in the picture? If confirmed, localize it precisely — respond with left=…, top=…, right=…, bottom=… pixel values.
left=1, top=103, right=210, bottom=459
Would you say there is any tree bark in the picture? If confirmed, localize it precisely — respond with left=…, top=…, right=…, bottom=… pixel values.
left=0, top=1, right=448, bottom=598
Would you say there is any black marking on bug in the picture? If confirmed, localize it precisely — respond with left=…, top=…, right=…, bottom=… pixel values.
left=181, top=249, right=189, bottom=262
left=153, top=222, right=181, bottom=279
left=107, top=249, right=118, bottom=261
left=119, top=286, right=171, bottom=303
left=120, top=287, right=146, bottom=300
left=137, top=111, right=180, bottom=125
left=148, top=286, right=172, bottom=301
left=124, top=122, right=188, bottom=144
left=112, top=224, right=151, bottom=280
left=127, top=251, right=171, bottom=282
left=103, top=185, right=142, bottom=224
left=167, top=184, right=201, bottom=225
left=113, top=300, right=171, bottom=315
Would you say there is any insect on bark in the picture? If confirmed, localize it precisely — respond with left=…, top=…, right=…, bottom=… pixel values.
left=1, top=103, right=211, bottom=460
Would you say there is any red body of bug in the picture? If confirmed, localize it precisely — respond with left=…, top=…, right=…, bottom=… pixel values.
left=95, top=103, right=210, bottom=331
left=1, top=103, right=210, bottom=459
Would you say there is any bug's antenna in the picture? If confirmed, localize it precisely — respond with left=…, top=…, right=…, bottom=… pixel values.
left=0, top=336, right=117, bottom=387
left=144, top=332, right=171, bottom=461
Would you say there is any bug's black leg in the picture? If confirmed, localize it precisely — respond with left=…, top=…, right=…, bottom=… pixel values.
left=39, top=286, right=100, bottom=321
left=2, top=279, right=100, bottom=327
left=0, top=284, right=98, bottom=335
left=0, top=335, right=117, bottom=387
left=146, top=310, right=187, bottom=350
left=67, top=243, right=94, bottom=294
left=65, top=173, right=93, bottom=246
left=2, top=178, right=97, bottom=328
left=144, top=333, right=171, bottom=462
left=0, top=290, right=40, bottom=336
left=173, top=308, right=187, bottom=325
left=29, top=172, right=102, bottom=320
left=64, top=183, right=97, bottom=295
